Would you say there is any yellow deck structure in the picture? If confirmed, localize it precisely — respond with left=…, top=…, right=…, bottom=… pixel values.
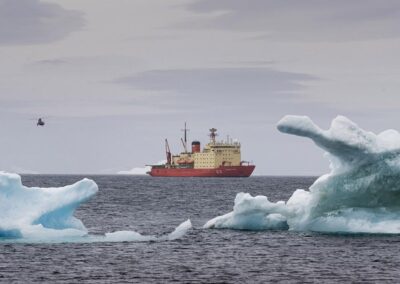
left=171, top=128, right=242, bottom=169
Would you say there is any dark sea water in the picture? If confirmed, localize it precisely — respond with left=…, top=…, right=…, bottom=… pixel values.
left=1, top=175, right=400, bottom=283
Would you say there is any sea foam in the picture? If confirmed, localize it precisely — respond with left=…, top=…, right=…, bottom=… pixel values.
left=0, top=172, right=191, bottom=243
left=204, top=115, right=400, bottom=234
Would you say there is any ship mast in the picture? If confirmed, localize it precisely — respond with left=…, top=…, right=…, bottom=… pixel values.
left=181, top=122, right=190, bottom=153
left=165, top=139, right=172, bottom=165
left=181, top=138, right=188, bottom=153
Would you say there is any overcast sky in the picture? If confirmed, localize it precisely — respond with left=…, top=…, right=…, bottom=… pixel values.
left=1, top=0, right=400, bottom=175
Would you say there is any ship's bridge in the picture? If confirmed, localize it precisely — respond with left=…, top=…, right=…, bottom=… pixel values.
left=194, top=139, right=241, bottom=169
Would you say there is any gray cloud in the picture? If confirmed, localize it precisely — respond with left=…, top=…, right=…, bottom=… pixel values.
left=32, top=59, right=67, bottom=66
left=115, top=67, right=316, bottom=105
left=179, top=0, right=400, bottom=41
left=112, top=67, right=320, bottom=126
left=0, top=0, right=84, bottom=45
left=223, top=60, right=276, bottom=67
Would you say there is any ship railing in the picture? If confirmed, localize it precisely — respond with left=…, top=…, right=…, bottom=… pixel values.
left=210, top=142, right=241, bottom=147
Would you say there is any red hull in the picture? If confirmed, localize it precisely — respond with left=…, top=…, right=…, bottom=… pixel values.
left=148, top=165, right=255, bottom=177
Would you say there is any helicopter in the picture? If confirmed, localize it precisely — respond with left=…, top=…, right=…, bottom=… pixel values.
left=36, top=118, right=45, bottom=126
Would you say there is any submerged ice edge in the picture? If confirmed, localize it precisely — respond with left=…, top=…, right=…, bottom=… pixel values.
left=0, top=219, right=192, bottom=244
left=0, top=172, right=192, bottom=243
left=204, top=115, right=400, bottom=234
left=103, top=219, right=192, bottom=243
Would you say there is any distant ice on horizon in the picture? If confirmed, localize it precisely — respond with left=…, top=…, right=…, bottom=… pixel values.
left=117, top=160, right=166, bottom=175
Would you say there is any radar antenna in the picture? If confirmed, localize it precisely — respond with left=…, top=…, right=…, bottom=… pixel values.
left=209, top=128, right=218, bottom=144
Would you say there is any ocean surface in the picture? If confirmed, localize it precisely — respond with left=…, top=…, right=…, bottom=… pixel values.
left=1, top=175, right=400, bottom=283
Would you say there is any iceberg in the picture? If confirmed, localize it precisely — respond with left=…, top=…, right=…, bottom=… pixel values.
left=205, top=115, right=400, bottom=234
left=0, top=172, right=191, bottom=243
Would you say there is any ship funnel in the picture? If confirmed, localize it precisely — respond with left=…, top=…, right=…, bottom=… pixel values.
left=192, top=141, right=200, bottom=153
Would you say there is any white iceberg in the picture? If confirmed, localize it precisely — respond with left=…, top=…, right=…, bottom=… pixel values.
left=0, top=172, right=191, bottom=242
left=205, top=115, right=400, bottom=234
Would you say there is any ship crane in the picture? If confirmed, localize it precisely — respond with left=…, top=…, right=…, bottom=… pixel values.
left=165, top=139, right=172, bottom=165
